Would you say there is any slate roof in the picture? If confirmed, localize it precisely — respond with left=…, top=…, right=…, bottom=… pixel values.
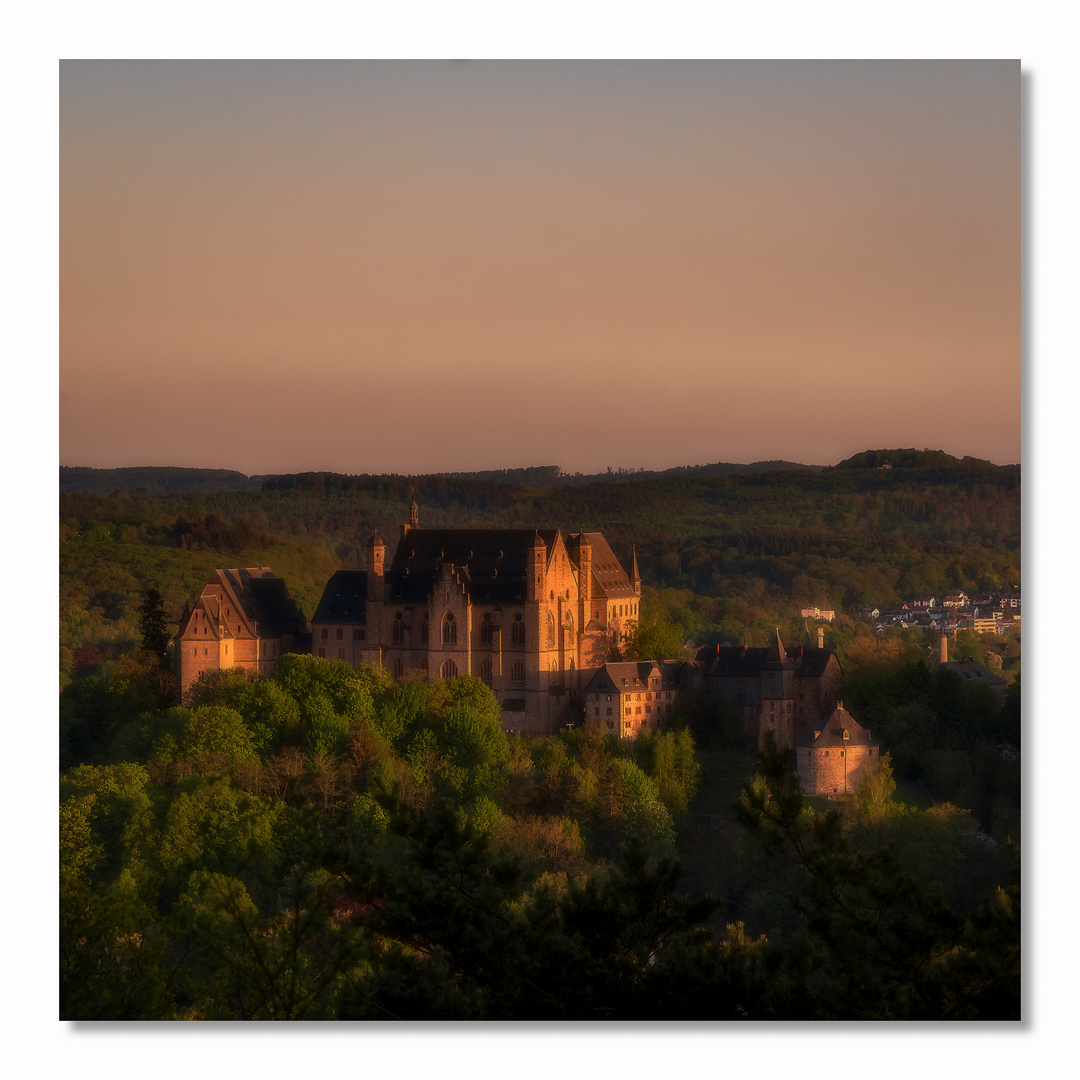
left=186, top=567, right=307, bottom=639
left=584, top=661, right=660, bottom=694
left=569, top=532, right=637, bottom=599
left=312, top=570, right=369, bottom=624
left=385, top=528, right=560, bottom=605
left=940, top=658, right=1006, bottom=689
left=797, top=704, right=877, bottom=748
left=695, top=643, right=839, bottom=680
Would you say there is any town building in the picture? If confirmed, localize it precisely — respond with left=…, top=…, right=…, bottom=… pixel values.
left=795, top=703, right=880, bottom=796
left=174, top=567, right=311, bottom=696
left=309, top=502, right=642, bottom=734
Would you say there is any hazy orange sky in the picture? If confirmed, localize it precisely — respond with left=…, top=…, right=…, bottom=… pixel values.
left=60, top=60, right=1019, bottom=475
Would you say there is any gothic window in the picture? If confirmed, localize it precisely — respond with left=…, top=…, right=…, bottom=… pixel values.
left=421, top=613, right=429, bottom=643
left=480, top=658, right=492, bottom=685
left=480, top=612, right=493, bottom=644
left=510, top=660, right=525, bottom=683
left=392, top=612, right=405, bottom=644
left=393, top=658, right=403, bottom=678
left=547, top=611, right=556, bottom=648
left=441, top=658, right=458, bottom=679
left=420, top=657, right=428, bottom=675
left=442, top=612, right=457, bottom=645
left=511, top=615, right=525, bottom=645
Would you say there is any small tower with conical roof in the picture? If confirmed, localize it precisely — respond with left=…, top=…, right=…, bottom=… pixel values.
left=402, top=498, right=419, bottom=540
left=629, top=545, right=641, bottom=598
left=366, top=531, right=385, bottom=603
left=759, top=627, right=796, bottom=749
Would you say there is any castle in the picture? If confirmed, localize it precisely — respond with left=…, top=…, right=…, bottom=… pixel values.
left=174, top=505, right=847, bottom=748
left=794, top=703, right=880, bottom=796
left=692, top=631, right=843, bottom=749
left=309, top=502, right=643, bottom=734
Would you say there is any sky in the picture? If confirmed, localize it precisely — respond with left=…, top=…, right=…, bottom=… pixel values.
left=59, top=59, right=1020, bottom=475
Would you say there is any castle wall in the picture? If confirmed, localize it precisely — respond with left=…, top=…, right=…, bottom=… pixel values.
left=796, top=743, right=878, bottom=795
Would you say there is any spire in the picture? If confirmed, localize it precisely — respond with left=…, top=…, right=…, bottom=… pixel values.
left=768, top=627, right=787, bottom=662
left=629, top=545, right=640, bottom=596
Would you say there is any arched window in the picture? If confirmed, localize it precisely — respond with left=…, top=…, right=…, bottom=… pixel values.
left=480, top=612, right=493, bottom=644
left=421, top=613, right=429, bottom=643
left=510, top=660, right=525, bottom=683
left=392, top=612, right=405, bottom=644
left=442, top=612, right=457, bottom=645
left=420, top=657, right=429, bottom=676
left=547, top=611, right=556, bottom=648
left=511, top=615, right=525, bottom=645
left=479, top=658, right=492, bottom=685
left=392, top=658, right=403, bottom=678
left=441, top=658, right=458, bottom=679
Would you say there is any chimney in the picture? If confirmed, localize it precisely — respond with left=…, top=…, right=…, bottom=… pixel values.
left=818, top=625, right=825, bottom=649
left=939, top=632, right=948, bottom=664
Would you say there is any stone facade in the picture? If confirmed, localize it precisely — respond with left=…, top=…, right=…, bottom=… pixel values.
left=582, top=660, right=684, bottom=738
left=310, top=504, right=642, bottom=734
left=174, top=567, right=311, bottom=697
left=694, top=630, right=843, bottom=749
left=795, top=703, right=880, bottom=796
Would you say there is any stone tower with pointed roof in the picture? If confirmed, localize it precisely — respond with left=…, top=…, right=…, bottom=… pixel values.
left=310, top=503, right=642, bottom=734
left=795, top=702, right=880, bottom=795
left=758, top=627, right=797, bottom=749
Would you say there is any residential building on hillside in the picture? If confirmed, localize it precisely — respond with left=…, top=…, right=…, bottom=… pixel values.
left=309, top=502, right=642, bottom=734
left=174, top=567, right=311, bottom=696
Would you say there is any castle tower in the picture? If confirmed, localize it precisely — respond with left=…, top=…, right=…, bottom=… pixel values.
left=366, top=531, right=385, bottom=603
left=527, top=532, right=546, bottom=603
left=402, top=498, right=419, bottom=540
left=759, top=628, right=796, bottom=749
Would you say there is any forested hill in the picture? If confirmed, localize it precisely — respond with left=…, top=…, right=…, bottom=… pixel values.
left=61, top=458, right=819, bottom=496
left=60, top=466, right=264, bottom=495
left=60, top=450, right=1020, bottom=680
left=61, top=449, right=1006, bottom=496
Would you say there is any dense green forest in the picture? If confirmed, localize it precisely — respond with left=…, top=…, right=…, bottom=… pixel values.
left=61, top=653, right=1019, bottom=1019
left=58, top=452, right=1021, bottom=1019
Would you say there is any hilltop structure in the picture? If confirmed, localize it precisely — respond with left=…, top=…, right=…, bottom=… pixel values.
left=693, top=631, right=843, bottom=749
left=310, top=502, right=641, bottom=734
left=174, top=567, right=310, bottom=695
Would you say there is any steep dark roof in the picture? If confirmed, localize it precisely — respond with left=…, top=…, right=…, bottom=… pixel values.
left=584, top=661, right=660, bottom=694
left=385, top=528, right=559, bottom=605
left=695, top=644, right=839, bottom=679
left=312, top=570, right=369, bottom=624
left=797, top=704, right=877, bottom=748
left=940, top=658, right=1006, bottom=688
left=569, top=532, right=637, bottom=599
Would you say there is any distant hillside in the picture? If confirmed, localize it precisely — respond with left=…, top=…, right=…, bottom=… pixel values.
left=833, top=449, right=1011, bottom=473
left=61, top=451, right=1010, bottom=496
left=60, top=466, right=262, bottom=495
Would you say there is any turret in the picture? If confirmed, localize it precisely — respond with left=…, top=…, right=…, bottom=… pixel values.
left=366, top=531, right=385, bottom=602
left=402, top=498, right=420, bottom=540
left=527, top=533, right=546, bottom=603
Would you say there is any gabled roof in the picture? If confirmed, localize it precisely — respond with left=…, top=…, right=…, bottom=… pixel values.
left=584, top=661, right=661, bottom=694
left=312, top=570, right=369, bottom=624
left=182, top=567, right=307, bottom=640
left=569, top=532, right=637, bottom=600
left=695, top=643, right=840, bottom=680
left=385, top=528, right=559, bottom=605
